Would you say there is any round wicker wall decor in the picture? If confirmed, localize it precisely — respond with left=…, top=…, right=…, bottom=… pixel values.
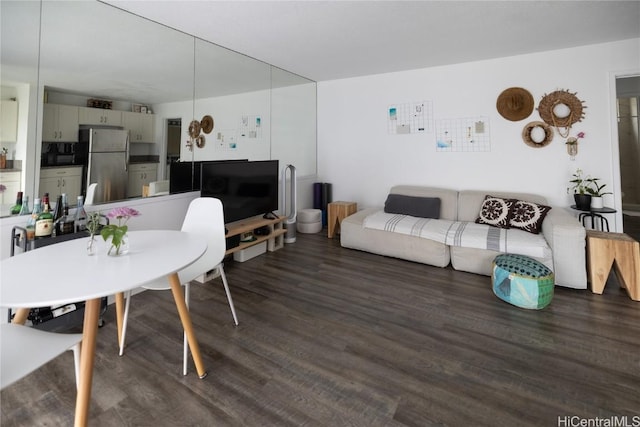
left=496, top=87, right=534, bottom=121
left=537, top=89, right=586, bottom=130
left=195, top=134, right=206, bottom=148
left=188, top=120, right=201, bottom=139
left=522, top=121, right=554, bottom=148
left=201, top=115, right=214, bottom=134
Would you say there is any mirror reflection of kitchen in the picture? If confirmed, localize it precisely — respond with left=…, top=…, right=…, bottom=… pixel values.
left=166, top=118, right=182, bottom=180
left=0, top=0, right=317, bottom=217
left=41, top=142, right=77, bottom=167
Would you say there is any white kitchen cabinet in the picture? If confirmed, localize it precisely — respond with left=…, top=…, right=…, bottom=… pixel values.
left=122, top=111, right=155, bottom=143
left=39, top=166, right=83, bottom=203
left=127, top=163, right=157, bottom=198
left=0, top=170, right=21, bottom=207
left=78, top=107, right=122, bottom=127
left=1, top=100, right=19, bottom=143
left=42, top=104, right=79, bottom=142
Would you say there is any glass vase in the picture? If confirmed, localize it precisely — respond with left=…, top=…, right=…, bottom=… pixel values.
left=87, top=235, right=96, bottom=256
left=107, top=233, right=129, bottom=256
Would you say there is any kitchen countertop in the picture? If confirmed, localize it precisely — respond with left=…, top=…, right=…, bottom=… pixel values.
left=39, top=159, right=159, bottom=168
left=40, top=165, right=83, bottom=169
left=129, top=155, right=159, bottom=164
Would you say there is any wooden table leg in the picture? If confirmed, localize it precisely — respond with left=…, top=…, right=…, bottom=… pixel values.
left=114, top=292, right=125, bottom=346
left=11, top=307, right=30, bottom=325
left=168, top=273, right=207, bottom=378
left=75, top=298, right=100, bottom=427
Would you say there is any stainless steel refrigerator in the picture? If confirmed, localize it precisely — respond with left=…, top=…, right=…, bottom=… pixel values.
left=84, top=128, right=129, bottom=203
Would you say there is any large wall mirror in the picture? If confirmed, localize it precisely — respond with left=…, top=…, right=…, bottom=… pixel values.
left=0, top=0, right=316, bottom=217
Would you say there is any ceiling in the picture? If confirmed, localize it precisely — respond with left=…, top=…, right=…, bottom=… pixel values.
left=104, top=0, right=640, bottom=82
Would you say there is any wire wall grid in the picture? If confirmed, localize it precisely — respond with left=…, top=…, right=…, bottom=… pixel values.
left=435, top=116, right=491, bottom=152
left=388, top=101, right=433, bottom=134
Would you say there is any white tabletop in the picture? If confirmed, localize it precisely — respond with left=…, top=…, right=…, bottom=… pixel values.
left=1, top=230, right=206, bottom=308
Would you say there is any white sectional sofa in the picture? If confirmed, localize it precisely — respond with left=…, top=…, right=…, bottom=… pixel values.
left=340, top=185, right=587, bottom=289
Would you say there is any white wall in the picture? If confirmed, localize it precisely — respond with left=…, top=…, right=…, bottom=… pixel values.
left=318, top=38, right=640, bottom=232
left=1, top=83, right=38, bottom=193
left=271, top=82, right=317, bottom=177
left=193, top=90, right=271, bottom=162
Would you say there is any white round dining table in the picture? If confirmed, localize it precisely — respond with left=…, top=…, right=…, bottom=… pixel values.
left=1, top=230, right=207, bottom=427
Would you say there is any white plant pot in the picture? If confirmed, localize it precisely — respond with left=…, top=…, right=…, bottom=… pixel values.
left=591, top=196, right=603, bottom=209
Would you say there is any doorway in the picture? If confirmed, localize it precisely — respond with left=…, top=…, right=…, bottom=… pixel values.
left=616, top=76, right=640, bottom=241
left=165, top=118, right=182, bottom=180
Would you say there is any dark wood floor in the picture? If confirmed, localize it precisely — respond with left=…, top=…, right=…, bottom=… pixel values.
left=2, top=233, right=639, bottom=426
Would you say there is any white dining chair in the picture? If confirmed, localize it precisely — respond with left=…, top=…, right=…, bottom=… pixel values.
left=118, top=197, right=239, bottom=375
left=85, top=183, right=98, bottom=206
left=1, top=323, right=83, bottom=390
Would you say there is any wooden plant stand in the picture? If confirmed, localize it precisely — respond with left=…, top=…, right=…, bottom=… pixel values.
left=586, top=230, right=639, bottom=301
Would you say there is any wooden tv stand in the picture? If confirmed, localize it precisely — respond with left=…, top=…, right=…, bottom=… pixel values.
left=225, top=215, right=287, bottom=256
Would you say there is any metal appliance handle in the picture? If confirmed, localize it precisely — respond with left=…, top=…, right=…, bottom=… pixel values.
left=125, top=133, right=130, bottom=172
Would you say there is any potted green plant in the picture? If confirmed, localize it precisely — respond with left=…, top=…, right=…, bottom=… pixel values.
left=585, top=178, right=612, bottom=209
left=567, top=168, right=592, bottom=211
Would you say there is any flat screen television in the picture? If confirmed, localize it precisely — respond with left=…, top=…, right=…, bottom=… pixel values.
left=200, top=160, right=279, bottom=223
left=169, top=161, right=202, bottom=194
left=170, top=160, right=249, bottom=194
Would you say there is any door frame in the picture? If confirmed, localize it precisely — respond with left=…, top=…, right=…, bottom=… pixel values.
left=609, top=69, right=640, bottom=232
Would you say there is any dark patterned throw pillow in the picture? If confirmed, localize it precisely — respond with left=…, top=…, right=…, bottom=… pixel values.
left=509, top=200, right=552, bottom=234
left=475, top=195, right=515, bottom=228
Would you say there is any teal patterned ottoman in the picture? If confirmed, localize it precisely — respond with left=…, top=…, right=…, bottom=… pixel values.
left=492, top=254, right=554, bottom=309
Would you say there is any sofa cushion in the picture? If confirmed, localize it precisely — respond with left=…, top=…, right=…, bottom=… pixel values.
left=390, top=186, right=458, bottom=221
left=475, top=195, right=515, bottom=228
left=363, top=212, right=551, bottom=260
left=509, top=200, right=552, bottom=234
left=341, top=207, right=451, bottom=268
left=384, top=194, right=441, bottom=219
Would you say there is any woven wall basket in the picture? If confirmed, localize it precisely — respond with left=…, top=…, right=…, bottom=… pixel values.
left=537, top=89, right=586, bottom=128
left=522, top=121, right=554, bottom=148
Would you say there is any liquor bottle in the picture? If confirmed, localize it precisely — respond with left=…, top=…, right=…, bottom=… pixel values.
left=53, top=194, right=64, bottom=236
left=59, top=193, right=75, bottom=235
left=74, top=195, right=87, bottom=232
left=18, top=195, right=30, bottom=216
left=28, top=307, right=53, bottom=325
left=9, top=191, right=22, bottom=215
left=35, top=195, right=54, bottom=239
left=26, top=197, right=41, bottom=241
